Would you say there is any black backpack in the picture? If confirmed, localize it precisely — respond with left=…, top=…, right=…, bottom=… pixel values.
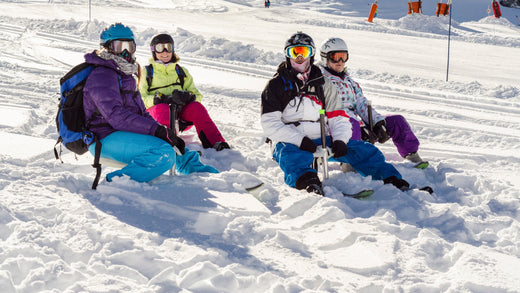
left=54, top=62, right=116, bottom=190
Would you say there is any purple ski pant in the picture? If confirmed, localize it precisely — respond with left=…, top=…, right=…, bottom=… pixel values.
left=350, top=115, right=419, bottom=158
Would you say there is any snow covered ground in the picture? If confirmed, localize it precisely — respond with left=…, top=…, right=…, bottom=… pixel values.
left=1, top=0, right=520, bottom=292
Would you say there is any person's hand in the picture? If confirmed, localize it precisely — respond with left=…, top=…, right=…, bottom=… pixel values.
left=164, top=90, right=196, bottom=106
left=361, top=126, right=377, bottom=144
left=299, top=136, right=317, bottom=153
left=154, top=126, right=185, bottom=155
left=373, top=120, right=390, bottom=143
left=331, top=140, right=348, bottom=158
left=153, top=93, right=166, bottom=105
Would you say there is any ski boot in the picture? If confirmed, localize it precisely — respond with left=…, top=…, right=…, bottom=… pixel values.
left=213, top=141, right=230, bottom=151
left=384, top=176, right=410, bottom=191
left=306, top=184, right=324, bottom=196
left=405, top=152, right=429, bottom=169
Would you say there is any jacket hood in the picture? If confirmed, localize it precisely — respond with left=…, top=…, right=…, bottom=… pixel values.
left=84, top=50, right=138, bottom=75
left=85, top=50, right=116, bottom=68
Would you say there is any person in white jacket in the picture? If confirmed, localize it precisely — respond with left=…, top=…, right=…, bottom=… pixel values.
left=261, top=32, right=411, bottom=195
left=318, top=37, right=427, bottom=170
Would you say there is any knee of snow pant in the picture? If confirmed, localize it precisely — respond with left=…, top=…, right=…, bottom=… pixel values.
left=273, top=142, right=316, bottom=188
left=350, top=117, right=362, bottom=141
left=385, top=115, right=420, bottom=157
left=334, top=140, right=402, bottom=181
left=179, top=101, right=225, bottom=146
left=89, top=131, right=176, bottom=183
left=174, top=148, right=219, bottom=175
left=146, top=103, right=171, bottom=127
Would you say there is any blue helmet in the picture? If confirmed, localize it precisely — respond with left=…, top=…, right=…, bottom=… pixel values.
left=100, top=23, right=134, bottom=46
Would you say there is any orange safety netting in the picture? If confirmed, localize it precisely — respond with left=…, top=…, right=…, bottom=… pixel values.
left=408, top=1, right=423, bottom=14
left=436, top=3, right=450, bottom=16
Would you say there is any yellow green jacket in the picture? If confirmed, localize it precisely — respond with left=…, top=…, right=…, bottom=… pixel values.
left=139, top=56, right=203, bottom=108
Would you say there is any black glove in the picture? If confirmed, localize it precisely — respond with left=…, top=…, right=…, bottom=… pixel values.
left=154, top=126, right=186, bottom=155
left=361, top=127, right=376, bottom=144
left=153, top=93, right=166, bottom=105
left=299, top=136, right=317, bottom=153
left=331, top=140, right=348, bottom=158
left=373, top=120, right=390, bottom=143
left=164, top=90, right=196, bottom=106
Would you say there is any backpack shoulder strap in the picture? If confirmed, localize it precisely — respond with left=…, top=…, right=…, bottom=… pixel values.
left=145, top=64, right=153, bottom=92
left=145, top=63, right=186, bottom=92
left=91, top=137, right=102, bottom=190
left=175, top=64, right=186, bottom=88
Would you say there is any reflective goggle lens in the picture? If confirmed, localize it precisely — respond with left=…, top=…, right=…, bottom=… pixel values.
left=152, top=43, right=174, bottom=53
left=285, top=45, right=314, bottom=59
left=109, top=40, right=136, bottom=54
left=328, top=51, right=348, bottom=63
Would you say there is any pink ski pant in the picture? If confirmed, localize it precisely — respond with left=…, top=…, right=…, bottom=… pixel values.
left=147, top=101, right=225, bottom=147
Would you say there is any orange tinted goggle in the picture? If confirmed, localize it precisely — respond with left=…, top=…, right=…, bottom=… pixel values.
left=285, top=45, right=314, bottom=59
left=328, top=51, right=348, bottom=63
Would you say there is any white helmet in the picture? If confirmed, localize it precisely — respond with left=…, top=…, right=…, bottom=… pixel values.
left=319, top=37, right=349, bottom=64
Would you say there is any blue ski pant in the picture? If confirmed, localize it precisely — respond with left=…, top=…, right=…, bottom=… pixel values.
left=273, top=137, right=402, bottom=188
left=89, top=131, right=218, bottom=183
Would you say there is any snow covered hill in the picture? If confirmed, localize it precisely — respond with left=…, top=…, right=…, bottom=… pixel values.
left=1, top=0, right=520, bottom=292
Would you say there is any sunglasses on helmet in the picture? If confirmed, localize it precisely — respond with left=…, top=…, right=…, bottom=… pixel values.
left=151, top=43, right=174, bottom=53
left=108, top=40, right=136, bottom=54
left=285, top=45, right=314, bottom=59
left=328, top=51, right=348, bottom=63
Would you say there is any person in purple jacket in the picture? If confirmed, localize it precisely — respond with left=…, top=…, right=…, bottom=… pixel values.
left=83, top=23, right=218, bottom=183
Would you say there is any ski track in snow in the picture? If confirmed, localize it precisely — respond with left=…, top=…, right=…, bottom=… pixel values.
left=1, top=1, right=520, bottom=292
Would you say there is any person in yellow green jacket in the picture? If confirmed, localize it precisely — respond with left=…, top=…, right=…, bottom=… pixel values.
left=139, top=33, right=230, bottom=151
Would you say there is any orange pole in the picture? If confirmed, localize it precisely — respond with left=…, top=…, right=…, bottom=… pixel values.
left=368, top=1, right=378, bottom=22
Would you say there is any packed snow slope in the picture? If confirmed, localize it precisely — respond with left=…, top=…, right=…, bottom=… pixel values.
left=0, top=0, right=520, bottom=292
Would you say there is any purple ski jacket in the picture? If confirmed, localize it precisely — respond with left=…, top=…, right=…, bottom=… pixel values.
left=83, top=51, right=159, bottom=140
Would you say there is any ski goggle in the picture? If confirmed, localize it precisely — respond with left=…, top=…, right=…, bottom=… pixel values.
left=108, top=40, right=136, bottom=54
left=328, top=51, right=348, bottom=63
left=285, top=45, right=314, bottom=59
left=151, top=43, right=174, bottom=53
